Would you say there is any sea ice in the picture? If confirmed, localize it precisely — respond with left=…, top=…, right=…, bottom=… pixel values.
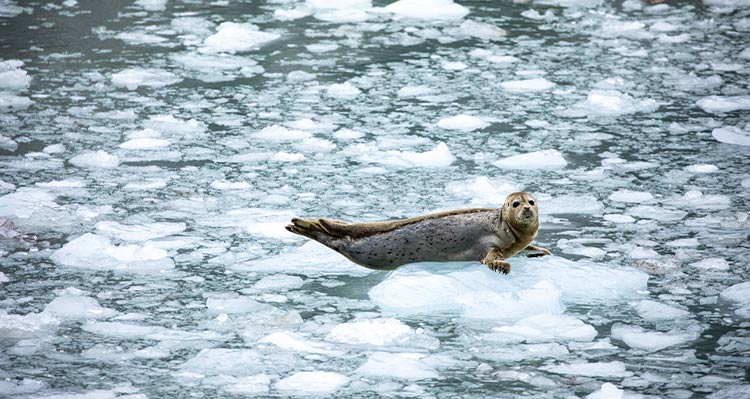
left=0, top=310, right=59, bottom=339
left=276, top=371, right=349, bottom=394
left=692, top=258, right=730, bottom=271
left=111, top=68, right=181, bottom=90
left=586, top=383, right=641, bottom=399
left=42, top=291, right=117, bottom=320
left=685, top=164, right=719, bottom=173
left=95, top=221, right=186, bottom=241
left=68, top=151, right=120, bottom=169
left=233, top=241, right=373, bottom=276
left=604, top=214, right=636, bottom=223
left=712, top=126, right=750, bottom=146
left=0, top=93, right=32, bottom=110
left=630, top=300, right=689, bottom=321
left=315, top=9, right=369, bottom=23
left=370, top=258, right=647, bottom=319
left=611, top=324, right=697, bottom=352
left=541, top=194, right=603, bottom=214
left=252, top=125, right=312, bottom=142
left=356, top=352, right=439, bottom=380
left=696, top=96, right=750, bottom=113
left=436, top=114, right=489, bottom=131
left=259, top=331, right=344, bottom=355
left=206, top=296, right=276, bottom=314
left=306, top=0, right=372, bottom=9
left=445, top=176, right=518, bottom=207
left=327, top=82, right=361, bottom=99
left=499, top=78, right=555, bottom=92
left=357, top=142, right=455, bottom=168
left=384, top=0, right=470, bottom=20
left=608, top=190, right=654, bottom=203
left=0, top=60, right=31, bottom=91
left=492, top=149, right=567, bottom=170
left=179, top=348, right=266, bottom=376
left=720, top=282, right=750, bottom=314
left=135, top=0, right=166, bottom=11
left=492, top=314, right=597, bottom=342
left=50, top=233, right=175, bottom=273
left=543, top=361, right=631, bottom=378
left=327, top=318, right=414, bottom=346
left=568, top=90, right=659, bottom=117
left=459, top=20, right=506, bottom=40
left=200, top=22, right=280, bottom=53
left=397, top=85, right=433, bottom=97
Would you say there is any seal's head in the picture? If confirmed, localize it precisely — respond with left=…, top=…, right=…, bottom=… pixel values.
left=502, top=192, right=539, bottom=230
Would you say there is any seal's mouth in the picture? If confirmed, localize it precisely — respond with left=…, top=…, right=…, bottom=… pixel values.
left=520, top=207, right=535, bottom=220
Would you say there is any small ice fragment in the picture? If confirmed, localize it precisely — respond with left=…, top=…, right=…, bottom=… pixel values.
left=436, top=114, right=489, bottom=131
left=445, top=176, right=518, bottom=206
left=333, top=128, right=365, bottom=140
left=206, top=297, right=272, bottom=314
left=42, top=294, right=117, bottom=320
left=253, top=125, right=311, bottom=142
left=327, top=318, right=413, bottom=345
left=500, top=78, right=555, bottom=92
left=693, top=258, right=730, bottom=271
left=0, top=60, right=31, bottom=91
left=272, top=152, right=305, bottom=162
left=586, top=383, right=627, bottom=399
left=95, top=221, right=186, bottom=241
left=356, top=352, right=439, bottom=380
left=259, top=331, right=343, bottom=355
left=569, top=90, right=658, bottom=117
left=315, top=9, right=369, bottom=23
left=327, top=82, right=361, bottom=99
left=276, top=371, right=349, bottom=394
left=69, top=151, right=120, bottom=169
left=608, top=190, right=653, bottom=203
left=135, top=0, right=166, bottom=11
left=441, top=61, right=467, bottom=71
left=685, top=164, right=718, bottom=173
left=111, top=68, right=181, bottom=90
left=384, top=0, right=470, bottom=20
left=0, top=272, right=8, bottom=283
left=460, top=20, right=506, bottom=40
left=604, top=214, right=636, bottom=223
left=696, top=95, right=750, bottom=114
left=397, top=85, right=433, bottom=98
left=712, top=126, right=750, bottom=146
left=50, top=233, right=174, bottom=273
left=720, top=282, right=750, bottom=306
left=492, top=149, right=567, bottom=170
left=493, top=313, right=597, bottom=342
left=611, top=324, right=696, bottom=352
left=120, top=137, right=170, bottom=150
left=43, top=143, right=66, bottom=154
left=275, top=9, right=311, bottom=21
left=210, top=180, right=252, bottom=190
left=543, top=361, right=631, bottom=378
left=201, top=22, right=280, bottom=53
left=358, top=142, right=455, bottom=168
left=630, top=300, right=689, bottom=321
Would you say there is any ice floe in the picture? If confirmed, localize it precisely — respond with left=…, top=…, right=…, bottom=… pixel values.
left=500, top=78, right=555, bottom=92
left=566, top=90, right=659, bottom=117
left=384, top=0, right=469, bottom=20
left=276, top=371, right=349, bottom=394
left=712, top=126, right=750, bottom=146
left=356, top=352, right=439, bottom=380
left=543, top=361, right=631, bottom=378
left=327, top=318, right=414, bottom=346
left=493, top=149, right=567, bottom=170
left=696, top=95, right=750, bottom=114
left=111, top=68, right=181, bottom=90
left=436, top=114, right=489, bottom=131
left=50, top=233, right=175, bottom=273
left=611, top=324, right=698, bottom=352
left=200, top=22, right=280, bottom=54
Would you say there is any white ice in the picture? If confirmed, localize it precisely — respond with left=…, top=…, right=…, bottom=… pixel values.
left=720, top=282, right=750, bottom=317
left=567, top=90, right=658, bottom=117
left=586, top=383, right=642, bottom=399
left=200, top=22, right=280, bottom=54
left=436, top=114, right=489, bottom=132
left=68, top=151, right=120, bottom=169
left=0, top=60, right=31, bottom=91
left=500, top=78, right=555, bottom=92
left=445, top=176, right=518, bottom=207
left=327, top=82, right=361, bottom=99
left=357, top=352, right=439, bottom=380
left=611, top=324, right=697, bottom=352
left=135, top=0, right=166, bottom=11
left=397, top=85, right=433, bottom=98
left=492, top=314, right=597, bottom=343
left=630, top=300, right=689, bottom=321
left=233, top=241, right=372, bottom=276
left=276, top=371, right=349, bottom=394
left=111, top=68, right=181, bottom=90
left=543, top=361, right=631, bottom=378
left=693, top=257, right=730, bottom=271
left=384, top=0, right=470, bottom=20
left=252, top=125, right=312, bottom=142
left=712, top=126, right=750, bottom=146
left=42, top=289, right=117, bottom=320
left=95, top=221, right=186, bottom=241
left=327, top=318, right=414, bottom=346
left=685, top=164, right=719, bottom=173
left=356, top=142, right=455, bottom=168
left=459, top=20, right=506, bottom=40
left=0, top=310, right=59, bottom=339
left=696, top=95, right=750, bottom=113
left=50, top=233, right=175, bottom=274
left=370, top=258, right=647, bottom=319
left=608, top=190, right=654, bottom=203
left=492, top=149, right=567, bottom=170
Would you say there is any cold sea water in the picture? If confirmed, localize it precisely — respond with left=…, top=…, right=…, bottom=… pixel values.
left=0, top=0, right=749, bottom=397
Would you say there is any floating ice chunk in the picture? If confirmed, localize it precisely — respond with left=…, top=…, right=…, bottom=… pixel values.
left=95, top=221, right=186, bottom=241
left=357, top=352, right=439, bottom=380
left=359, top=142, right=455, bottom=168
left=120, top=137, right=170, bottom=150
left=275, top=8, right=311, bottom=21
left=253, top=125, right=312, bottom=142
left=223, top=375, right=271, bottom=395
left=586, top=383, right=639, bottom=399
left=0, top=187, right=57, bottom=221
left=0, top=310, right=59, bottom=339
left=0, top=271, right=8, bottom=283
left=608, top=190, right=653, bottom=203
left=145, top=114, right=207, bottom=136
left=436, top=114, right=489, bottom=131
left=277, top=371, right=349, bottom=394
left=111, top=68, right=181, bottom=90
left=0, top=60, right=31, bottom=91
left=696, top=95, right=750, bottom=113
left=604, top=214, right=636, bottom=223
left=370, top=258, right=646, bottom=319
left=0, top=378, right=43, bottom=396
left=568, top=90, right=658, bottom=117
left=541, top=194, right=602, bottom=214
left=521, top=9, right=556, bottom=20
left=135, top=0, right=166, bottom=11
left=69, top=150, right=120, bottom=169
left=287, top=70, right=316, bottom=82
left=384, top=0, right=469, bottom=20
left=50, top=233, right=175, bottom=273
left=42, top=291, right=117, bottom=320
left=272, top=151, right=305, bottom=162
left=210, top=180, right=251, bottom=190
left=666, top=238, right=699, bottom=247
left=201, top=22, right=280, bottom=53
left=720, top=282, right=750, bottom=310
left=0, top=93, right=33, bottom=110
left=180, top=348, right=265, bottom=376
left=259, top=331, right=344, bottom=355
left=500, top=78, right=555, bottom=92
left=611, top=324, right=696, bottom=352
left=306, top=0, right=372, bottom=9
left=252, top=274, right=304, bottom=291
left=630, top=300, right=689, bottom=321
left=397, top=85, right=433, bottom=97
left=712, top=126, right=750, bottom=146
left=685, top=164, right=718, bottom=173
left=43, top=143, right=66, bottom=154
left=543, top=361, right=631, bottom=378
left=441, top=61, right=467, bottom=71
left=315, top=9, right=369, bottom=23
left=327, top=82, right=361, bottom=99
left=233, top=241, right=372, bottom=276
left=333, top=128, right=365, bottom=140
left=492, top=149, right=567, bottom=170
left=625, top=205, right=686, bottom=221
left=294, top=137, right=336, bottom=153
left=306, top=42, right=339, bottom=53
left=460, top=20, right=506, bottom=40
left=493, top=314, right=597, bottom=342
left=0, top=135, right=17, bottom=151
left=327, top=318, right=414, bottom=346
left=206, top=297, right=274, bottom=314
left=445, top=176, right=518, bottom=207
left=693, top=257, right=730, bottom=271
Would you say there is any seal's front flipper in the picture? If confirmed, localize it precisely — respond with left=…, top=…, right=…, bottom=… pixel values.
left=481, top=247, right=511, bottom=275
left=524, top=244, right=551, bottom=258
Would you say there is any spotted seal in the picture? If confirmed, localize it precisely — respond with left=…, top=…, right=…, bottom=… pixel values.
left=285, top=192, right=551, bottom=274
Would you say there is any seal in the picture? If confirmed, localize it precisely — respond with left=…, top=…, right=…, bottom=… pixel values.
left=285, top=192, right=551, bottom=274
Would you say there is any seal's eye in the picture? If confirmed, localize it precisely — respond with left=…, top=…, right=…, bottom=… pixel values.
left=512, top=201, right=520, bottom=208
left=528, top=200, right=535, bottom=206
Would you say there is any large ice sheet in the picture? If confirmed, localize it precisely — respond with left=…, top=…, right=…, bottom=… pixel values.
left=369, top=257, right=647, bottom=319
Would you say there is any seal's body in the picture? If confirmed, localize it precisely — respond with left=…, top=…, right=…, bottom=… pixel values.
left=286, top=192, right=550, bottom=274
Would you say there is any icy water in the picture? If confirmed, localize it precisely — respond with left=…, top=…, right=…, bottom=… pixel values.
left=1, top=0, right=750, bottom=397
